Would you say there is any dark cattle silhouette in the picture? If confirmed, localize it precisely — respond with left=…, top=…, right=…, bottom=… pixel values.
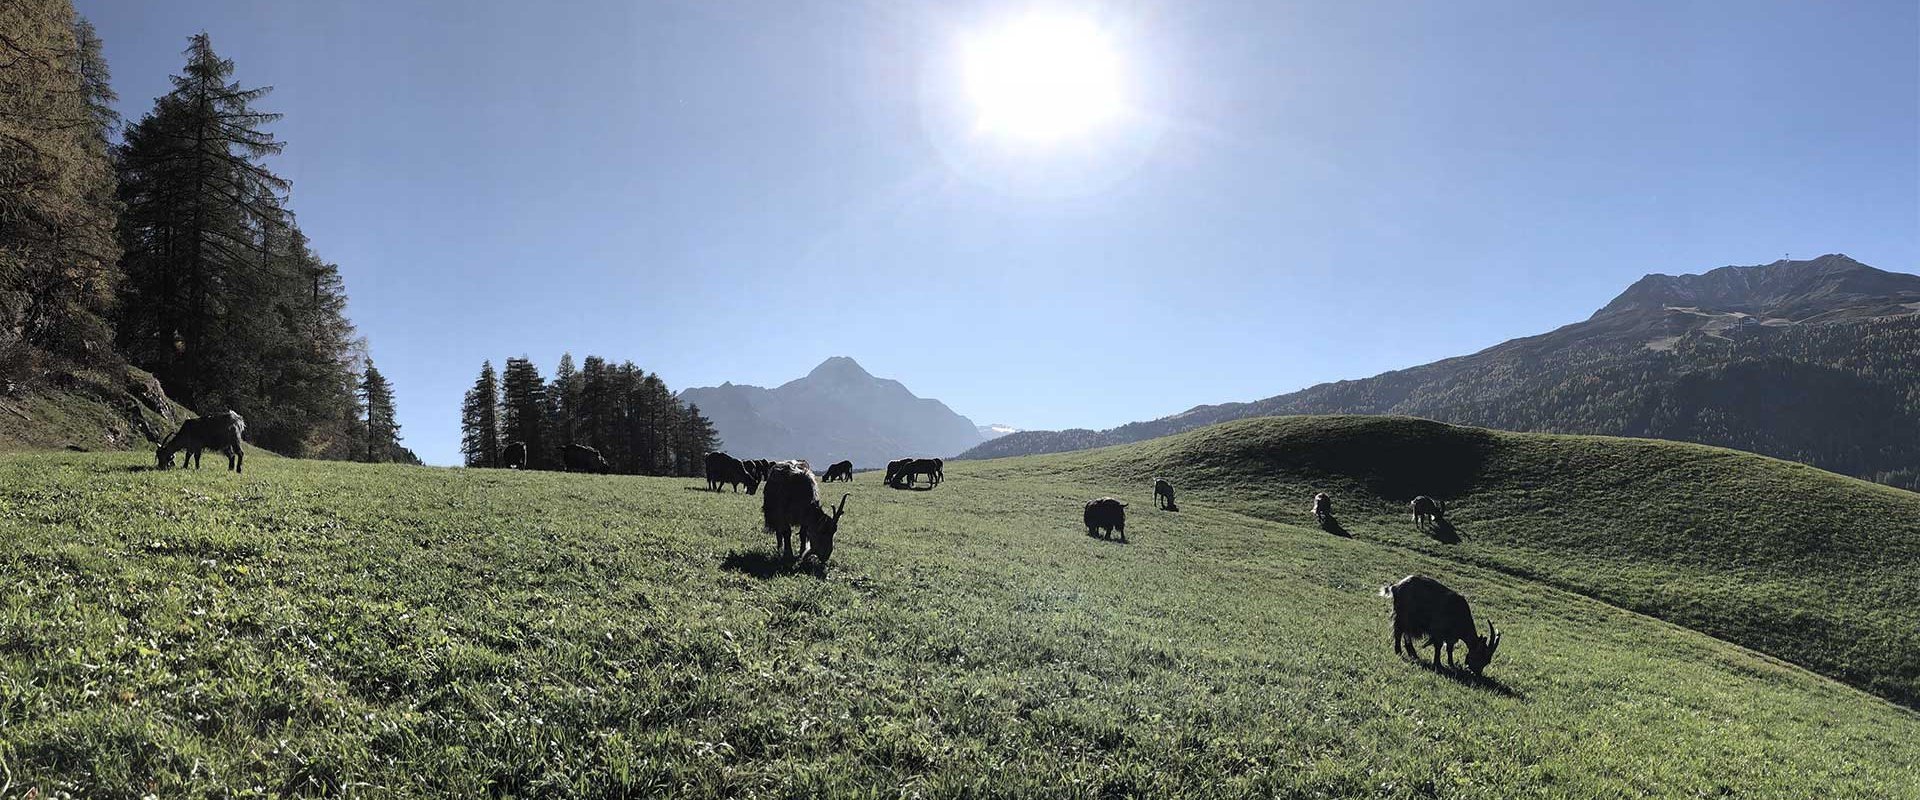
left=1083, top=498, right=1127, bottom=541
left=1410, top=495, right=1446, bottom=529
left=503, top=441, right=528, bottom=469
left=1380, top=574, right=1502, bottom=674
left=157, top=411, right=246, bottom=473
left=563, top=443, right=611, bottom=473
left=705, top=452, right=759, bottom=494
left=822, top=460, right=854, bottom=482
left=761, top=460, right=848, bottom=562
left=901, top=458, right=943, bottom=487
left=1153, top=477, right=1176, bottom=510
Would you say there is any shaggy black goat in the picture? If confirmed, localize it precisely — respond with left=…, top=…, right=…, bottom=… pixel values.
left=563, top=443, right=611, bottom=473
left=503, top=441, right=527, bottom=469
left=761, top=460, right=848, bottom=562
left=157, top=411, right=246, bottom=473
left=822, top=460, right=854, bottom=482
left=1380, top=574, right=1501, bottom=674
left=1084, top=498, right=1127, bottom=541
left=705, top=452, right=759, bottom=494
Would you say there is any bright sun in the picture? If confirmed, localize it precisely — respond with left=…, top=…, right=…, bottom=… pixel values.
left=962, top=13, right=1126, bottom=143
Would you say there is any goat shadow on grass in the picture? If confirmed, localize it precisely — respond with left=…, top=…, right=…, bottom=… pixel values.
left=887, top=484, right=935, bottom=492
left=1410, top=658, right=1526, bottom=700
left=719, top=550, right=824, bottom=580
left=1424, top=519, right=1461, bottom=544
left=1318, top=516, right=1351, bottom=537
left=1084, top=530, right=1130, bottom=545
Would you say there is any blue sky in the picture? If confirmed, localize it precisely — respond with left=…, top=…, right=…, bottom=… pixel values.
left=77, top=1, right=1919, bottom=466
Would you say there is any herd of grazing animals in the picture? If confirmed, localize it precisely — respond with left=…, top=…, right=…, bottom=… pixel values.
left=151, top=417, right=1505, bottom=677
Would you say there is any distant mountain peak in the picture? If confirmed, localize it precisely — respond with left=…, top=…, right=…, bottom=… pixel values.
left=807, top=356, right=874, bottom=382
left=1593, top=254, right=1918, bottom=320
left=679, top=357, right=984, bottom=467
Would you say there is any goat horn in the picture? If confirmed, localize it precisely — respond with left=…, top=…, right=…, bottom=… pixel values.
left=836, top=493, right=850, bottom=516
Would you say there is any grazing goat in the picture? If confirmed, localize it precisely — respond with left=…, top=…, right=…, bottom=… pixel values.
left=156, top=411, right=246, bottom=473
left=1410, top=495, right=1446, bottom=528
left=563, top=443, right=611, bottom=474
left=743, top=459, right=772, bottom=484
left=761, top=460, right=848, bottom=562
left=822, top=460, right=854, bottom=482
left=1312, top=492, right=1333, bottom=522
left=1084, top=498, right=1127, bottom=541
left=1379, top=574, right=1502, bottom=674
left=705, top=452, right=760, bottom=494
left=885, top=458, right=913, bottom=486
left=900, top=458, right=943, bottom=487
left=1153, top=478, right=1176, bottom=510
left=503, top=441, right=528, bottom=469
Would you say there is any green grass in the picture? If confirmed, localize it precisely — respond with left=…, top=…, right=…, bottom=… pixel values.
left=0, top=424, right=1916, bottom=797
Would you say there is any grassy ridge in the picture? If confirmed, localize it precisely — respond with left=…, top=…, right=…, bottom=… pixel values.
left=994, top=415, right=1920, bottom=707
left=0, top=449, right=1915, bottom=796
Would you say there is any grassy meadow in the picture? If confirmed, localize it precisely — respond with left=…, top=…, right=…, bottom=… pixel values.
left=0, top=417, right=1916, bottom=797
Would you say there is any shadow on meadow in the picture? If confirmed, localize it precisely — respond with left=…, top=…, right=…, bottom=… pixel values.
left=1426, top=518, right=1461, bottom=544
left=1318, top=516, right=1351, bottom=537
left=720, top=549, right=825, bottom=580
left=1404, top=656, right=1527, bottom=700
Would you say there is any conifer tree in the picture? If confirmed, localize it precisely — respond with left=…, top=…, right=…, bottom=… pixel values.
left=500, top=357, right=548, bottom=469
left=115, top=33, right=290, bottom=409
left=358, top=359, right=399, bottom=462
left=461, top=361, right=502, bottom=467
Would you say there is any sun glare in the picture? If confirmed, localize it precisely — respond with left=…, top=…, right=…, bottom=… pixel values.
left=962, top=13, right=1126, bottom=143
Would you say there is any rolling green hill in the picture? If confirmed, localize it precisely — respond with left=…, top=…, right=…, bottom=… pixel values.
left=982, top=415, right=1920, bottom=707
left=0, top=421, right=1915, bottom=797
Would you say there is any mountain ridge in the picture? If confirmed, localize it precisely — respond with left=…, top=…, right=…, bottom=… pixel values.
left=960, top=255, right=1920, bottom=490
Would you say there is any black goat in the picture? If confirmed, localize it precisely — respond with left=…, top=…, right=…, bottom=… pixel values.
left=1083, top=498, right=1127, bottom=541
left=1380, top=574, right=1502, bottom=674
left=157, top=411, right=246, bottom=473
left=705, top=452, right=759, bottom=494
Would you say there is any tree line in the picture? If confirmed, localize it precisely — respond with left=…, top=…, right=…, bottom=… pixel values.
left=461, top=354, right=720, bottom=476
left=2, top=1, right=413, bottom=463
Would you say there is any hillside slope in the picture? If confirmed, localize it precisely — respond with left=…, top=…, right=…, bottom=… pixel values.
left=681, top=357, right=984, bottom=468
left=0, top=365, right=189, bottom=453
left=0, top=442, right=1914, bottom=796
left=963, top=256, right=1920, bottom=489
left=976, top=415, right=1920, bottom=706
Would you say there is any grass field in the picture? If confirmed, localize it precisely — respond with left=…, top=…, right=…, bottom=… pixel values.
left=1, top=418, right=1916, bottom=797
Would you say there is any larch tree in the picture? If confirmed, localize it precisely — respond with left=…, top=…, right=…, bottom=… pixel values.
left=0, top=1, right=124, bottom=374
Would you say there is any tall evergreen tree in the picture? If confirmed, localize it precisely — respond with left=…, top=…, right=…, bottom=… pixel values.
left=358, top=358, right=399, bottom=463
left=679, top=403, right=721, bottom=477
left=461, top=360, right=502, bottom=467
left=500, top=357, right=548, bottom=469
left=114, top=33, right=290, bottom=409
left=0, top=2, right=123, bottom=373
left=545, top=352, right=580, bottom=463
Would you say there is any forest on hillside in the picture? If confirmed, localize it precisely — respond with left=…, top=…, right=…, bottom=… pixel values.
left=459, top=355, right=720, bottom=477
left=2, top=1, right=414, bottom=462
